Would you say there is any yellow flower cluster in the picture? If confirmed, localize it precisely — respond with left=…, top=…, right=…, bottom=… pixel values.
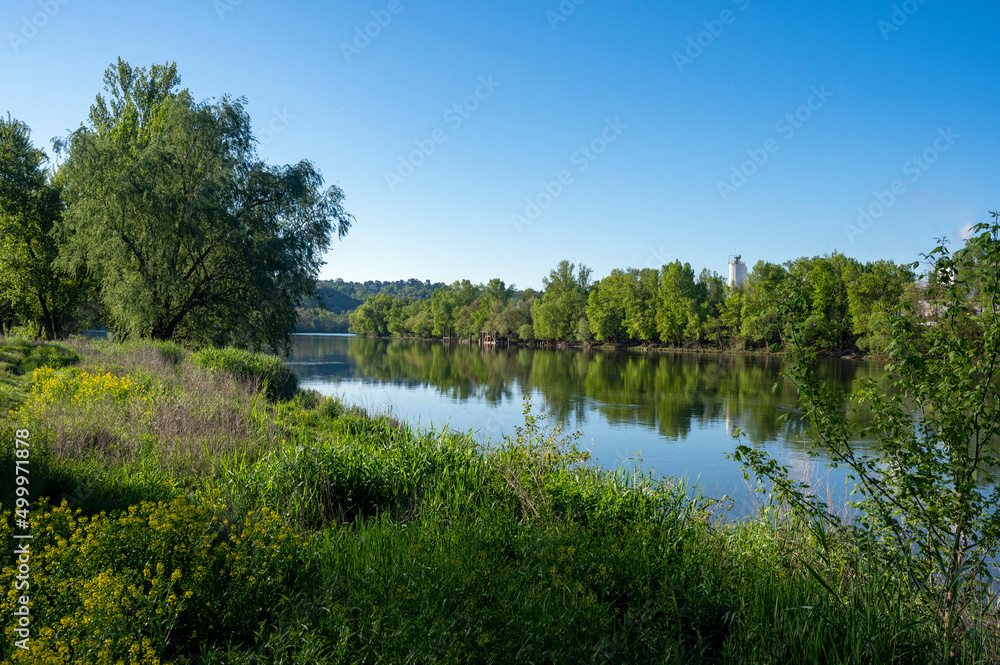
left=28, top=366, right=151, bottom=407
left=12, top=366, right=162, bottom=452
left=0, top=497, right=303, bottom=663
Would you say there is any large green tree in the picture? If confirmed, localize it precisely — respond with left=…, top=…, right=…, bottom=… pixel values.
left=586, top=269, right=631, bottom=343
left=0, top=115, right=91, bottom=338
left=56, top=59, right=352, bottom=352
left=349, top=292, right=407, bottom=337
left=785, top=252, right=860, bottom=352
left=430, top=280, right=480, bottom=338
left=655, top=261, right=700, bottom=346
left=531, top=260, right=591, bottom=342
left=624, top=267, right=660, bottom=345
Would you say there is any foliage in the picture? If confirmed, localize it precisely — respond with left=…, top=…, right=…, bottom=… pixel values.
left=294, top=306, right=351, bottom=333
left=0, top=498, right=305, bottom=663
left=6, top=339, right=280, bottom=508
left=348, top=292, right=411, bottom=337
left=251, top=427, right=418, bottom=528
left=531, top=260, right=592, bottom=342
left=490, top=396, right=589, bottom=519
left=0, top=340, right=79, bottom=376
left=430, top=279, right=481, bottom=338
left=0, top=339, right=80, bottom=413
left=329, top=252, right=915, bottom=354
left=732, top=213, right=1000, bottom=664
left=656, top=260, right=702, bottom=346
left=0, top=115, right=92, bottom=339
left=847, top=260, right=917, bottom=354
left=311, top=277, right=443, bottom=310
left=740, top=260, right=789, bottom=349
left=587, top=269, right=632, bottom=343
left=55, top=59, right=352, bottom=352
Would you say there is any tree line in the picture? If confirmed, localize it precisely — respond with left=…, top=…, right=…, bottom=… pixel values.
left=347, top=254, right=919, bottom=356
left=0, top=59, right=353, bottom=352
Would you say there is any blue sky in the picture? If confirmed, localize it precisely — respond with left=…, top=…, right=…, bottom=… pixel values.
left=2, top=0, right=998, bottom=290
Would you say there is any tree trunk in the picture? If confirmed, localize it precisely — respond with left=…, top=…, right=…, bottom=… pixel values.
left=37, top=295, right=55, bottom=340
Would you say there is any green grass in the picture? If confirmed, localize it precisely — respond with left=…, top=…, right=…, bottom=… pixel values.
left=0, top=337, right=994, bottom=663
left=191, top=346, right=298, bottom=401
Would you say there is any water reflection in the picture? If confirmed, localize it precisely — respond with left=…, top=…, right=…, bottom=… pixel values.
left=289, top=334, right=885, bottom=514
left=292, top=335, right=882, bottom=442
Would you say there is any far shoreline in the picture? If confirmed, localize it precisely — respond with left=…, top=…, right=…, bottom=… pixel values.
left=295, top=331, right=881, bottom=362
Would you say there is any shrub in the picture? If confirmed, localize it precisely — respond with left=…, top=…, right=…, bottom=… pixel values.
left=0, top=498, right=305, bottom=663
left=190, top=347, right=297, bottom=401
left=733, top=213, right=1000, bottom=663
left=489, top=397, right=589, bottom=520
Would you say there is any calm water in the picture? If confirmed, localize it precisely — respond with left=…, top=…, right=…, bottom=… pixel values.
left=288, top=334, right=886, bottom=516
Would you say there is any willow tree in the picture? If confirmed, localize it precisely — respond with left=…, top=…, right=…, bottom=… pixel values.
left=56, top=59, right=353, bottom=352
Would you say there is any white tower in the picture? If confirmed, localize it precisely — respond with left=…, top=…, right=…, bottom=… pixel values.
left=728, top=255, right=747, bottom=288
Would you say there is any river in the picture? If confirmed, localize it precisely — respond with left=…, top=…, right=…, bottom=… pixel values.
left=288, top=333, right=886, bottom=517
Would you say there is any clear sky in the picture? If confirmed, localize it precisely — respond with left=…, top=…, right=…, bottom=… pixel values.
left=3, top=0, right=998, bottom=290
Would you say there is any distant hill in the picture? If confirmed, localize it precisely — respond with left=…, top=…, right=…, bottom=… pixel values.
left=309, top=279, right=445, bottom=312
left=296, top=278, right=445, bottom=333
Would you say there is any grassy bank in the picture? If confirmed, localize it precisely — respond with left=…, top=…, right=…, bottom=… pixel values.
left=0, top=337, right=992, bottom=663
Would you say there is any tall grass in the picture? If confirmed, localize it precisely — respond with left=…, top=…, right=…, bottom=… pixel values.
left=6, top=337, right=282, bottom=513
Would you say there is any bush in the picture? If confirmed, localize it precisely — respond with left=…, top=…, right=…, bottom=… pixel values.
left=489, top=397, right=589, bottom=520
left=0, top=498, right=305, bottom=663
left=734, top=212, right=1000, bottom=663
left=190, top=347, right=297, bottom=401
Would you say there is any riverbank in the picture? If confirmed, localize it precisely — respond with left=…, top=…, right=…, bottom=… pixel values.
left=0, top=337, right=989, bottom=663
left=349, top=333, right=881, bottom=360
